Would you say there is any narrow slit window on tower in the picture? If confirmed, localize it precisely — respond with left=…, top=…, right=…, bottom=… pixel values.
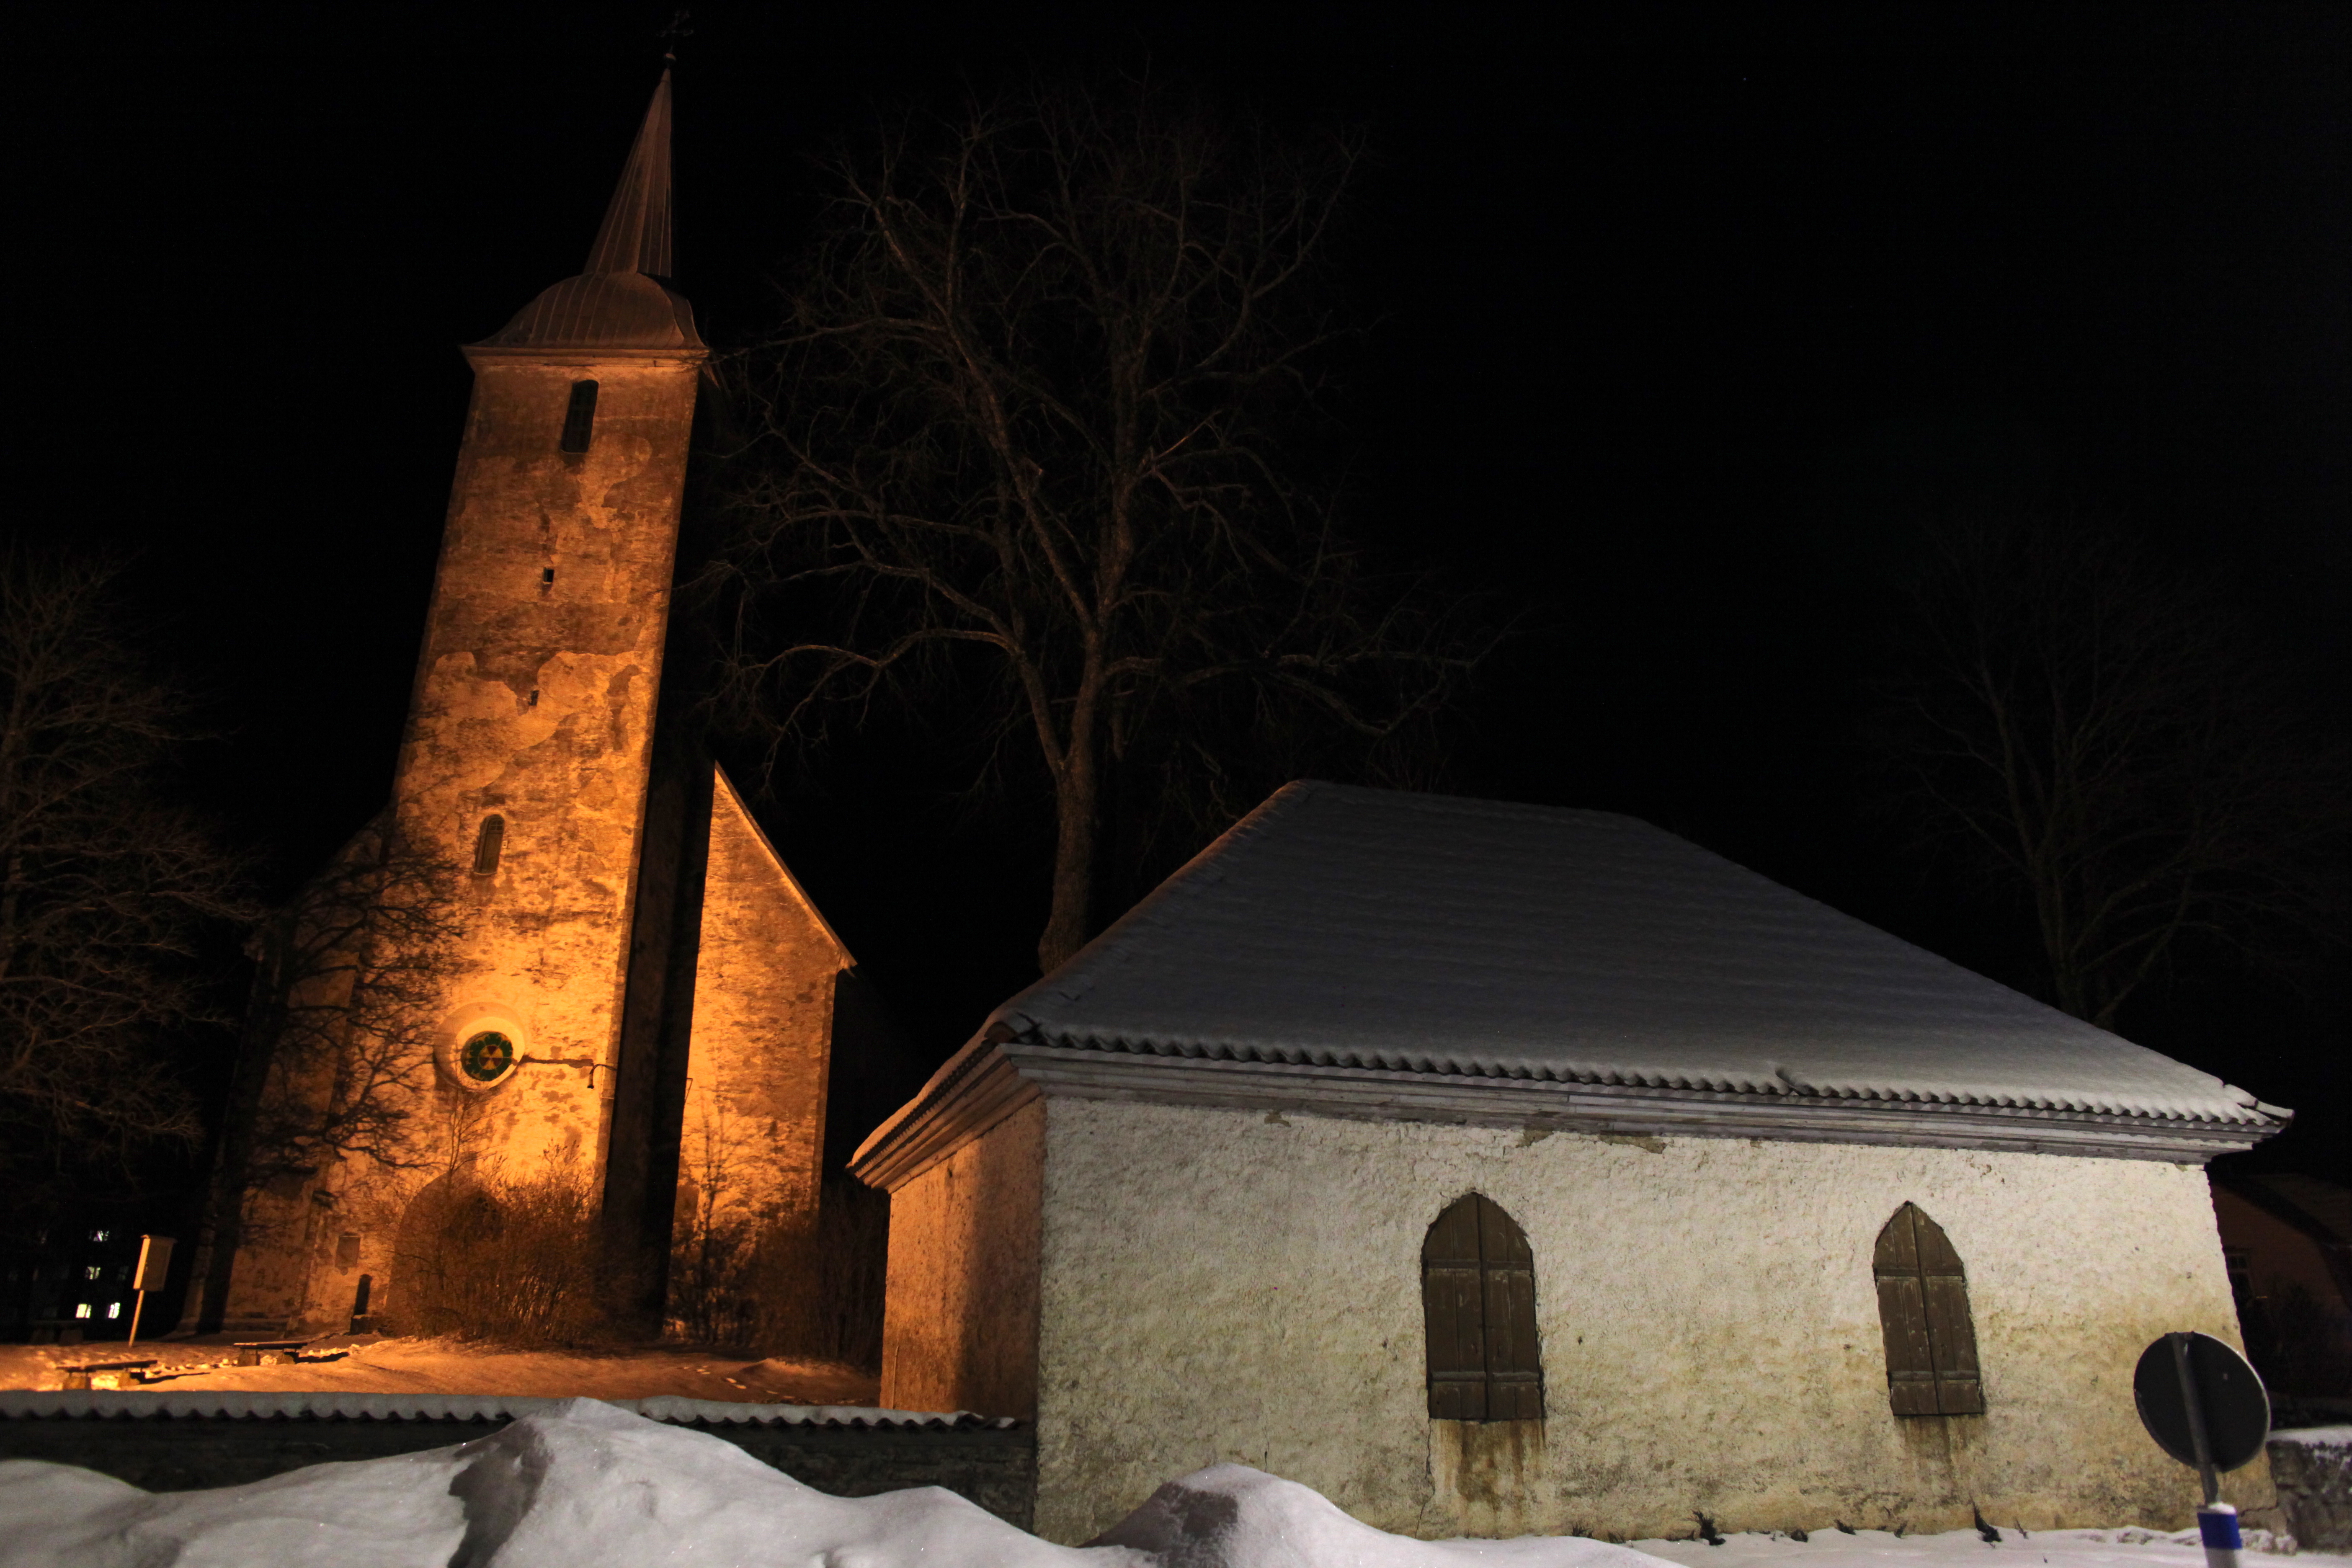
left=1873, top=1202, right=1986, bottom=1416
left=472, top=814, right=505, bottom=876
left=1421, top=1192, right=1545, bottom=1421
left=559, top=380, right=599, bottom=453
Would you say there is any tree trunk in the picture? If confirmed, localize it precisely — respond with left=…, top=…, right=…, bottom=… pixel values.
left=1038, top=739, right=1101, bottom=974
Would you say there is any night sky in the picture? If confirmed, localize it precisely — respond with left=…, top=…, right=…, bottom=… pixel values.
left=18, top=5, right=2349, bottom=1172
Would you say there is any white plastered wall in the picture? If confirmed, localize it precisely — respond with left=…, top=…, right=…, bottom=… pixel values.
left=1031, top=1097, right=2263, bottom=1545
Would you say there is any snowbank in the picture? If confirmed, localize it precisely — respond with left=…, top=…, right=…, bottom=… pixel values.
left=8, top=1398, right=2340, bottom=1568
left=0, top=1397, right=1659, bottom=1568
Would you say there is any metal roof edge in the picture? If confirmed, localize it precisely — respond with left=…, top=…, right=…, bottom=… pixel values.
left=848, top=1041, right=1037, bottom=1192
left=0, top=1390, right=1015, bottom=1429
left=1001, top=1044, right=2277, bottom=1163
left=1014, top=1033, right=2278, bottom=1130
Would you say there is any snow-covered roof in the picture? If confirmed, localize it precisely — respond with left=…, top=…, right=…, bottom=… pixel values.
left=0, top=1389, right=1009, bottom=1429
left=987, top=782, right=2273, bottom=1127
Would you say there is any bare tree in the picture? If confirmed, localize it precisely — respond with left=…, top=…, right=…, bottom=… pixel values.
left=190, top=812, right=472, bottom=1326
left=0, top=551, right=250, bottom=1198
left=237, top=813, right=471, bottom=1188
left=713, top=78, right=1486, bottom=971
left=1876, top=514, right=2348, bottom=1028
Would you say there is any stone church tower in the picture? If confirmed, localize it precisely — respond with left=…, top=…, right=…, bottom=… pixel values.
left=196, top=74, right=903, bottom=1344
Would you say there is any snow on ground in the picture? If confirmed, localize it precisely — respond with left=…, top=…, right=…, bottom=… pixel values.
left=1632, top=1526, right=2337, bottom=1568
left=1, top=1398, right=2343, bottom=1568
left=0, top=1336, right=876, bottom=1405
left=0, top=1398, right=1659, bottom=1568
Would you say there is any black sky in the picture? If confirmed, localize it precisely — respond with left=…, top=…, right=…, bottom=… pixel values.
left=14, top=3, right=2349, bottom=1171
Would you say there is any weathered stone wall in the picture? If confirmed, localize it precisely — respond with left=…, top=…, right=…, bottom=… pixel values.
left=879, top=1099, right=1044, bottom=1419
left=222, top=348, right=704, bottom=1334
left=2269, top=1429, right=2352, bottom=1550
left=677, top=769, right=848, bottom=1255
left=1028, top=1099, right=2264, bottom=1544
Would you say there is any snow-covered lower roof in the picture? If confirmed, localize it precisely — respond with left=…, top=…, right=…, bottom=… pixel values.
left=0, top=1389, right=1008, bottom=1428
left=987, top=782, right=2273, bottom=1127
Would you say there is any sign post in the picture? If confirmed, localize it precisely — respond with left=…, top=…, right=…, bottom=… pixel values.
left=125, top=1235, right=174, bottom=1349
left=2133, top=1331, right=2271, bottom=1568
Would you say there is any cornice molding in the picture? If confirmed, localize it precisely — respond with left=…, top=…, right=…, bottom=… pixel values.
left=852, top=1038, right=2272, bottom=1185
left=849, top=1039, right=1037, bottom=1193
left=461, top=345, right=709, bottom=369
left=1001, top=1046, right=2267, bottom=1163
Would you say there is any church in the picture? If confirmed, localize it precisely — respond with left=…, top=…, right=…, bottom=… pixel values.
left=190, top=73, right=901, bottom=1346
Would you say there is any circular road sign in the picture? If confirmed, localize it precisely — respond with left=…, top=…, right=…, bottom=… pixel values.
left=2133, top=1331, right=2270, bottom=1474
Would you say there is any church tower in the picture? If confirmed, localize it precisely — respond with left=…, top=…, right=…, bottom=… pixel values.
left=201, top=71, right=909, bottom=1350
left=389, top=69, right=702, bottom=1167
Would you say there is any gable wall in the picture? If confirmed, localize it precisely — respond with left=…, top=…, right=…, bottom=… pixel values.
left=1032, top=1098, right=2262, bottom=1544
left=675, top=773, right=848, bottom=1299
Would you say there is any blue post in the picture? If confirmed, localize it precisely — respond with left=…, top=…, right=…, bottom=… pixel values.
left=2198, top=1502, right=2242, bottom=1568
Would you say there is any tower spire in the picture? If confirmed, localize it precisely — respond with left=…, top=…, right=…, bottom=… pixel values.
left=585, top=69, right=676, bottom=279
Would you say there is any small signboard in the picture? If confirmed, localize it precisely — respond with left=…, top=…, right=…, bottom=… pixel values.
left=125, top=1235, right=175, bottom=1348
left=2132, top=1331, right=2270, bottom=1568
left=132, top=1235, right=174, bottom=1294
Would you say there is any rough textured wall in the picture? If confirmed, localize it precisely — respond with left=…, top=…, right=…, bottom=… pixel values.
left=677, top=769, right=848, bottom=1280
left=879, top=1100, right=1044, bottom=1419
left=2270, top=1430, right=2352, bottom=1550
left=1031, top=1100, right=2262, bottom=1544
left=225, top=350, right=701, bottom=1333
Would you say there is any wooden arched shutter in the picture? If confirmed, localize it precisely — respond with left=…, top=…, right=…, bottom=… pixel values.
left=1873, top=1202, right=1985, bottom=1416
left=1422, top=1193, right=1544, bottom=1421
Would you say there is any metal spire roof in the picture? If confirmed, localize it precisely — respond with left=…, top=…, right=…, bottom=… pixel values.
left=585, top=69, right=677, bottom=279
left=473, top=69, right=702, bottom=354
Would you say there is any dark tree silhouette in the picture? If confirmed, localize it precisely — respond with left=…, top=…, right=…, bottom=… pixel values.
left=189, top=811, right=473, bottom=1326
left=0, top=552, right=250, bottom=1202
left=712, top=78, right=1487, bottom=972
left=1876, top=515, right=2348, bottom=1028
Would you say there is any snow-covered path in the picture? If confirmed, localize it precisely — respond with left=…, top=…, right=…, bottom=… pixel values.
left=1634, top=1526, right=2336, bottom=1568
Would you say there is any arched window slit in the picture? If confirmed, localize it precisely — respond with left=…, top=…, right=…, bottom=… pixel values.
left=472, top=814, right=505, bottom=876
left=559, top=380, right=599, bottom=453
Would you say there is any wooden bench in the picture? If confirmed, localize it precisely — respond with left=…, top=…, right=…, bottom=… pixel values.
left=58, top=1359, right=157, bottom=1391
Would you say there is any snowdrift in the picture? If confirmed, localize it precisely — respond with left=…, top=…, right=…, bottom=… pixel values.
left=0, top=1396, right=1667, bottom=1568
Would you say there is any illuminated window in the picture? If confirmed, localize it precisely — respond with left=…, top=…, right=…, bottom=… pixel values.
left=460, top=1031, right=516, bottom=1084
left=1421, top=1192, right=1543, bottom=1420
left=90, top=1230, right=109, bottom=1242
left=472, top=815, right=505, bottom=876
left=1873, top=1202, right=1985, bottom=1416
left=74, top=1303, right=91, bottom=1319
left=106, top=1302, right=121, bottom=1320
left=559, top=380, right=599, bottom=453
left=84, top=1265, right=103, bottom=1280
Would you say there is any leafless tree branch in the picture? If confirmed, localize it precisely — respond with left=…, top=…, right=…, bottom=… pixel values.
left=1874, top=513, right=2350, bottom=1028
left=704, top=77, right=1495, bottom=970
